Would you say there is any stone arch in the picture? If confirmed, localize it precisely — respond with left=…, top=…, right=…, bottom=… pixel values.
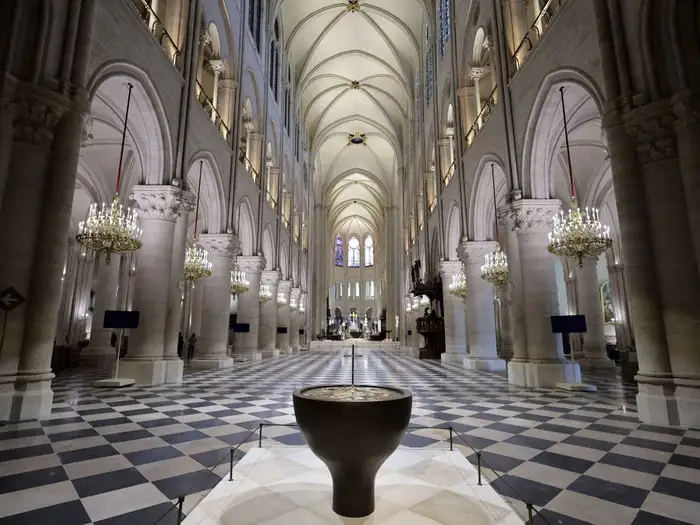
left=469, top=155, right=509, bottom=241
left=86, top=61, right=173, bottom=187
left=262, top=225, right=275, bottom=270
left=521, top=68, right=605, bottom=199
left=185, top=153, right=226, bottom=236
left=280, top=242, right=289, bottom=278
left=234, top=197, right=256, bottom=256
left=445, top=202, right=461, bottom=261
left=242, top=68, right=262, bottom=129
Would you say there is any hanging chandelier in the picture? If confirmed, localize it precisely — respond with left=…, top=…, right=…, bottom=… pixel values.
left=547, top=87, right=612, bottom=268
left=259, top=283, right=272, bottom=303
left=419, top=294, right=430, bottom=306
left=481, top=163, right=510, bottom=287
left=277, top=291, right=287, bottom=309
left=299, top=294, right=306, bottom=313
left=448, top=265, right=468, bottom=298
left=76, top=83, right=142, bottom=265
left=405, top=295, right=413, bottom=313
left=290, top=296, right=298, bottom=311
left=184, top=245, right=212, bottom=281
left=230, top=266, right=249, bottom=295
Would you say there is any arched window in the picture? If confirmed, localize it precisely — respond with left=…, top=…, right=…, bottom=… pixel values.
left=348, top=237, right=360, bottom=267
left=248, top=0, right=262, bottom=52
left=334, top=236, right=344, bottom=267
left=439, top=0, right=451, bottom=56
left=364, top=235, right=374, bottom=267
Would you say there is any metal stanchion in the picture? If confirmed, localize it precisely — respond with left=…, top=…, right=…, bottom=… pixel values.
left=258, top=423, right=263, bottom=447
left=176, top=496, right=185, bottom=524
left=229, top=448, right=234, bottom=481
left=526, top=503, right=534, bottom=524
left=476, top=452, right=482, bottom=485
left=449, top=426, right=453, bottom=451
left=351, top=344, right=355, bottom=385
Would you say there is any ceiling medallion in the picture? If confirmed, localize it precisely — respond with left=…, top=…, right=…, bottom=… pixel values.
left=350, top=81, right=361, bottom=90
left=348, top=132, right=367, bottom=145
left=346, top=0, right=361, bottom=12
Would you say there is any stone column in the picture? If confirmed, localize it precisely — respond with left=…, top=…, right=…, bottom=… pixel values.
left=248, top=132, right=263, bottom=182
left=191, top=234, right=237, bottom=369
left=458, top=87, right=476, bottom=138
left=502, top=200, right=581, bottom=387
left=276, top=280, right=293, bottom=354
left=607, top=263, right=632, bottom=352
left=209, top=60, right=224, bottom=122
left=438, top=138, right=453, bottom=183
left=460, top=241, right=506, bottom=371
left=439, top=261, right=467, bottom=363
left=578, top=258, right=613, bottom=366
left=496, top=284, right=514, bottom=360
left=470, top=68, right=486, bottom=127
left=503, top=0, right=529, bottom=63
left=163, top=193, right=194, bottom=383
left=290, top=287, right=302, bottom=351
left=119, top=186, right=182, bottom=385
left=0, top=100, right=81, bottom=421
left=82, top=253, right=121, bottom=368
left=189, top=280, right=204, bottom=336
left=217, top=79, right=237, bottom=129
left=259, top=270, right=281, bottom=357
left=235, top=255, right=265, bottom=360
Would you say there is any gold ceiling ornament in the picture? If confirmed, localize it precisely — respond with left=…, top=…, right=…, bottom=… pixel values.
left=76, top=83, right=143, bottom=265
left=348, top=132, right=367, bottom=145
left=480, top=164, right=510, bottom=287
left=547, top=87, right=612, bottom=268
left=346, top=0, right=361, bottom=12
left=230, top=266, right=250, bottom=296
left=448, top=265, right=467, bottom=298
left=182, top=161, right=212, bottom=282
left=350, top=81, right=361, bottom=89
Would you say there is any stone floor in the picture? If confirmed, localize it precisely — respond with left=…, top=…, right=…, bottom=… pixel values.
left=0, top=350, right=698, bottom=525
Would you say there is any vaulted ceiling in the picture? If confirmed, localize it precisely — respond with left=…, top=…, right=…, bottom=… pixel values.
left=277, top=0, right=426, bottom=237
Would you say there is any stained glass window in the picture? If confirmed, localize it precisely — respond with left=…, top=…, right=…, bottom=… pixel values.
left=348, top=237, right=360, bottom=267
left=364, top=235, right=374, bottom=266
left=425, top=45, right=434, bottom=106
left=334, top=235, right=344, bottom=267
left=439, top=0, right=451, bottom=56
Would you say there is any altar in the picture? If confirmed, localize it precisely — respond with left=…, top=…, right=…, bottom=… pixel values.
left=309, top=338, right=400, bottom=353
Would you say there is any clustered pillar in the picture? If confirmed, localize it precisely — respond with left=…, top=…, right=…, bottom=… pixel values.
left=276, top=280, right=293, bottom=354
left=258, top=270, right=280, bottom=358
left=290, top=287, right=302, bottom=352
left=439, top=261, right=466, bottom=363
left=235, top=255, right=265, bottom=361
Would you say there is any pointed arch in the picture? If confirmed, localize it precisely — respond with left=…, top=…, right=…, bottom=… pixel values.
left=186, top=151, right=227, bottom=235
left=234, top=197, right=256, bottom=256
left=262, top=225, right=275, bottom=270
left=469, top=155, right=509, bottom=241
left=445, top=202, right=461, bottom=261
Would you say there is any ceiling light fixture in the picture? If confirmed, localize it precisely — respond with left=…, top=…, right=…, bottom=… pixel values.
left=348, top=132, right=366, bottom=145
left=480, top=164, right=509, bottom=287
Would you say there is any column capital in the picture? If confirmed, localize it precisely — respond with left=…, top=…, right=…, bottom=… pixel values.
left=261, top=270, right=281, bottom=285
left=439, top=260, right=462, bottom=278
left=424, top=171, right=435, bottom=182
left=130, top=185, right=187, bottom=222
left=470, top=67, right=486, bottom=80
left=278, top=280, right=293, bottom=294
left=209, top=59, right=225, bottom=74
left=12, top=95, right=67, bottom=148
left=673, top=92, right=700, bottom=128
left=179, top=190, right=196, bottom=215
left=457, top=240, right=498, bottom=264
left=290, top=287, right=302, bottom=300
left=219, top=79, right=238, bottom=90
left=625, top=106, right=677, bottom=165
left=438, top=137, right=452, bottom=148
left=198, top=233, right=239, bottom=257
left=248, top=131, right=263, bottom=141
left=497, top=199, right=561, bottom=233
left=236, top=255, right=266, bottom=273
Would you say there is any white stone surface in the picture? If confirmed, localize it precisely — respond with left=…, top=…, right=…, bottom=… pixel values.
left=184, top=446, right=523, bottom=525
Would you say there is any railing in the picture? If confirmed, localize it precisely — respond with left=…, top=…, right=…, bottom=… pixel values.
left=150, top=421, right=555, bottom=524
left=196, top=80, right=231, bottom=140
left=429, top=196, right=437, bottom=214
left=265, top=190, right=277, bottom=209
left=511, top=0, right=565, bottom=74
left=465, top=85, right=498, bottom=148
left=129, top=0, right=182, bottom=70
left=282, top=216, right=290, bottom=230
left=443, top=159, right=455, bottom=186
left=238, top=155, right=259, bottom=183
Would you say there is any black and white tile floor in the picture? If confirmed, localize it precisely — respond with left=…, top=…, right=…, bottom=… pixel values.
left=1, top=350, right=698, bottom=525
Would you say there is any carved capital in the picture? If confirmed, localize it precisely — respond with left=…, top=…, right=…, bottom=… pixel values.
left=13, top=98, right=65, bottom=148
left=458, top=240, right=498, bottom=264
left=80, top=114, right=93, bottom=148
left=199, top=29, right=212, bottom=46
left=130, top=185, right=185, bottom=222
left=261, top=270, right=281, bottom=285
left=437, top=137, right=452, bottom=148
left=278, top=279, right=293, bottom=294
left=236, top=255, right=266, bottom=273
left=290, top=287, right=302, bottom=301
left=470, top=67, right=486, bottom=80
left=497, top=199, right=561, bottom=234
left=439, top=260, right=462, bottom=279
left=248, top=131, right=263, bottom=142
left=209, top=59, right=225, bottom=74
left=424, top=171, right=435, bottom=182
left=219, top=79, right=237, bottom=90
left=673, top=94, right=700, bottom=129
left=625, top=110, right=677, bottom=165
left=198, top=233, right=239, bottom=257
left=179, top=190, right=197, bottom=215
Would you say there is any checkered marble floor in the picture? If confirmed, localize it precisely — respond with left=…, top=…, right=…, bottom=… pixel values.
left=1, top=350, right=698, bottom=525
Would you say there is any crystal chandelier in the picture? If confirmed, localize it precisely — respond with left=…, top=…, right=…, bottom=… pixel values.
left=299, top=293, right=306, bottom=313
left=481, top=163, right=510, bottom=287
left=290, top=296, right=298, bottom=311
left=405, top=295, right=412, bottom=313
left=183, top=161, right=212, bottom=282
left=412, top=294, right=420, bottom=311
left=76, top=83, right=142, bottom=265
left=419, top=295, right=429, bottom=306
left=183, top=245, right=212, bottom=281
left=230, top=266, right=249, bottom=295
left=259, top=283, right=272, bottom=303
left=277, top=291, right=287, bottom=309
left=547, top=87, right=612, bottom=268
left=448, top=264, right=467, bottom=298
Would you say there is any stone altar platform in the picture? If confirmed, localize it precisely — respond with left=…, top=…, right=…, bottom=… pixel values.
left=310, top=338, right=400, bottom=353
left=183, top=446, right=523, bottom=524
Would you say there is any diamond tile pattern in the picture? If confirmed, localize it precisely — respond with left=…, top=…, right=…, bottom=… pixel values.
left=0, top=350, right=697, bottom=524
